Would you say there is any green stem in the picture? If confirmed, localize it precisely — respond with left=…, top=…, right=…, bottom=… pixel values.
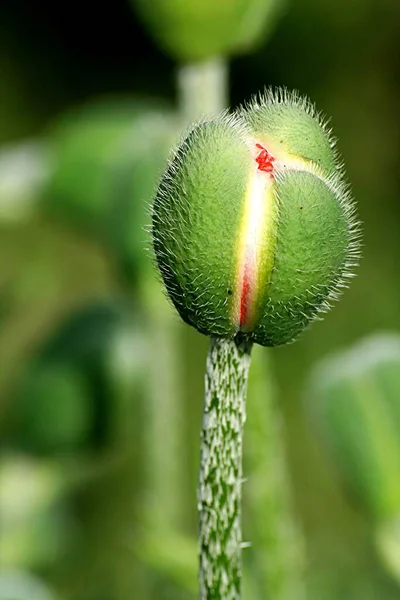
left=199, top=336, right=252, bottom=600
left=141, top=274, right=183, bottom=531
left=245, top=346, right=306, bottom=600
left=136, top=56, right=230, bottom=596
left=177, top=57, right=229, bottom=124
left=0, top=140, right=51, bottom=221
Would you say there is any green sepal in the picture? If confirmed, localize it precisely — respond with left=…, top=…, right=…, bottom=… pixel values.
left=253, top=170, right=350, bottom=346
left=153, top=116, right=250, bottom=337
left=242, top=90, right=338, bottom=176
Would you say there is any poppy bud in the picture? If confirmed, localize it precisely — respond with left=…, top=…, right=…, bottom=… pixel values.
left=152, top=89, right=360, bottom=347
left=307, top=333, right=400, bottom=582
left=132, top=0, right=284, bottom=62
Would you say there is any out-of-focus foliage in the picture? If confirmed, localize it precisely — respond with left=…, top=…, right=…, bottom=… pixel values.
left=0, top=0, right=399, bottom=599
left=0, top=570, right=58, bottom=600
left=4, top=301, right=148, bottom=456
left=0, top=455, right=67, bottom=569
left=10, top=363, right=92, bottom=454
left=43, top=98, right=177, bottom=279
left=0, top=141, right=50, bottom=222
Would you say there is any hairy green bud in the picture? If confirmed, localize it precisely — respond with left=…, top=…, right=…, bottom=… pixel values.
left=307, top=333, right=400, bottom=582
left=152, top=89, right=360, bottom=347
left=131, top=0, right=283, bottom=62
left=308, top=334, right=400, bottom=520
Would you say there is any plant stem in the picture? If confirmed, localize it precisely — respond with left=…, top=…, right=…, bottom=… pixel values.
left=142, top=274, right=183, bottom=531
left=176, top=55, right=229, bottom=532
left=245, top=346, right=306, bottom=600
left=199, top=336, right=252, bottom=600
left=177, top=57, right=229, bottom=125
left=178, top=56, right=239, bottom=599
left=0, top=140, right=51, bottom=221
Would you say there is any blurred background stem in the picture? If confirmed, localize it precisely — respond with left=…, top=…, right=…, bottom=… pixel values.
left=0, top=140, right=51, bottom=222
left=245, top=346, right=307, bottom=600
left=144, top=57, right=228, bottom=529
left=141, top=58, right=229, bottom=530
left=135, top=57, right=230, bottom=590
left=177, top=58, right=229, bottom=125
left=141, top=274, right=183, bottom=532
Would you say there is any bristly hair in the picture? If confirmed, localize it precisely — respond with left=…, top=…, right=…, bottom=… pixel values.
left=150, top=86, right=362, bottom=345
left=240, top=87, right=362, bottom=339
left=148, top=110, right=251, bottom=321
left=240, top=86, right=345, bottom=179
left=149, top=110, right=249, bottom=249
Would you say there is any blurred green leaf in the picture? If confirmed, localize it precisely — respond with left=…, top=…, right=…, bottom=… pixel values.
left=136, top=528, right=197, bottom=594
left=42, top=97, right=178, bottom=280
left=8, top=364, right=92, bottom=455
left=4, top=300, right=148, bottom=455
left=0, top=455, right=70, bottom=569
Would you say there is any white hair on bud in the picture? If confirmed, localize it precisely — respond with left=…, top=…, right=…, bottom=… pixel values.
left=151, top=87, right=361, bottom=345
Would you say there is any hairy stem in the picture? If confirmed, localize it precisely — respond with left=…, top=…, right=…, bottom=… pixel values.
left=199, top=336, right=252, bottom=600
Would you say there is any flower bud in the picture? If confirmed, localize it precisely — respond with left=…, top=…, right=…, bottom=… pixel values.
left=306, top=333, right=400, bottom=582
left=131, top=0, right=284, bottom=62
left=307, top=334, right=400, bottom=521
left=152, top=89, right=360, bottom=347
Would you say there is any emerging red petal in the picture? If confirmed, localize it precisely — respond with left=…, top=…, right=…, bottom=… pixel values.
left=255, top=143, right=275, bottom=174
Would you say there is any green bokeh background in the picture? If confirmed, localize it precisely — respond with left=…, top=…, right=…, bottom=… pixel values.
left=0, top=0, right=400, bottom=599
